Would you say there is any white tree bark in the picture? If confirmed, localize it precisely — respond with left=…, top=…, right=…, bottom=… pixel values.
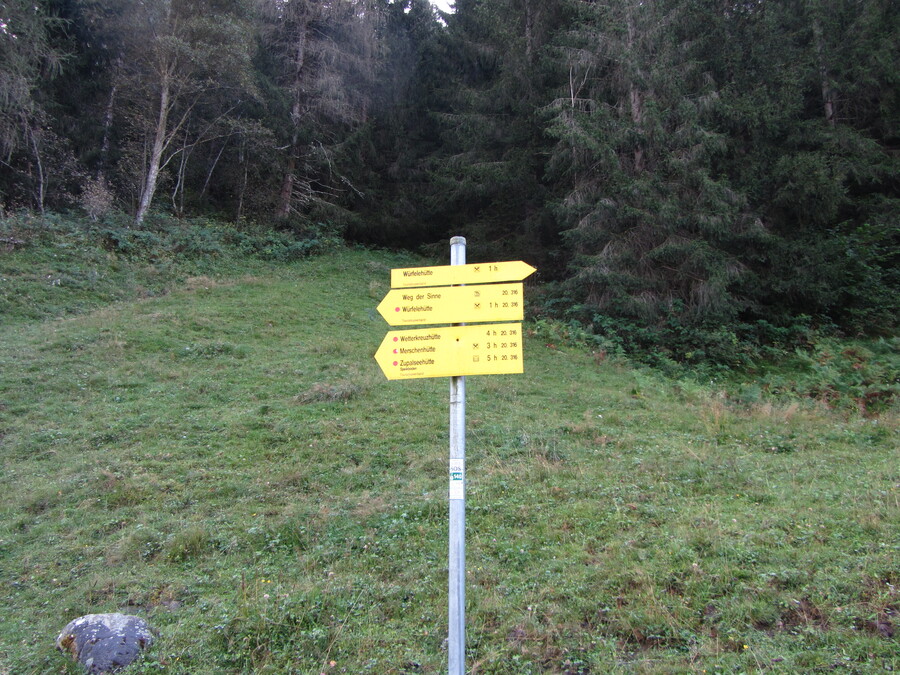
left=810, top=15, right=836, bottom=127
left=135, top=73, right=170, bottom=225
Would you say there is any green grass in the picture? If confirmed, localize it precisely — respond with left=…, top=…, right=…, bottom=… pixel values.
left=0, top=243, right=898, bottom=673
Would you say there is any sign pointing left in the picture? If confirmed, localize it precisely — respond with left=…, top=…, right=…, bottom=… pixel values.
left=377, top=283, right=524, bottom=326
left=375, top=323, right=523, bottom=380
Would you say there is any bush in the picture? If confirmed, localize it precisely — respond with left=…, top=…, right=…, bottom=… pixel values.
left=170, top=222, right=227, bottom=258
left=100, top=226, right=165, bottom=256
left=0, top=209, right=344, bottom=324
left=91, top=213, right=340, bottom=262
left=791, top=338, right=899, bottom=413
left=79, top=177, right=115, bottom=221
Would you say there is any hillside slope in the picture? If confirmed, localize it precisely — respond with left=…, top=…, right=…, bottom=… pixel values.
left=0, top=248, right=897, bottom=674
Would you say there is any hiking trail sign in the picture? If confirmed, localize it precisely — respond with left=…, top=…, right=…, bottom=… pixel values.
left=373, top=240, right=535, bottom=675
left=390, top=261, right=536, bottom=288
left=374, top=323, right=523, bottom=379
left=376, top=283, right=524, bottom=326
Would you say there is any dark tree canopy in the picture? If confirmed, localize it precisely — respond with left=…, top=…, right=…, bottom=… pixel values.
left=1, top=0, right=897, bottom=360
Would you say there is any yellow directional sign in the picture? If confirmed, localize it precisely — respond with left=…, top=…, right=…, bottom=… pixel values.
left=375, top=324, right=524, bottom=380
left=391, top=261, right=536, bottom=288
left=377, top=283, right=523, bottom=326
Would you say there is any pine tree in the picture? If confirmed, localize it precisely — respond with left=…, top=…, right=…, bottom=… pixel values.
left=429, top=0, right=566, bottom=266
left=547, top=0, right=761, bottom=357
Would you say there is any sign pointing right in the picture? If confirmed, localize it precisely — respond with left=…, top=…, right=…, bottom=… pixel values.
left=391, top=260, right=536, bottom=288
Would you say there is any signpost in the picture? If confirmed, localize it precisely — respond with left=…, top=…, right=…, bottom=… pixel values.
left=376, top=283, right=524, bottom=326
left=373, top=239, right=534, bottom=675
left=447, top=238, right=466, bottom=675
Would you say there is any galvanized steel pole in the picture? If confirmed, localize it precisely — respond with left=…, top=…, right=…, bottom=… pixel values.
left=448, top=236, right=466, bottom=674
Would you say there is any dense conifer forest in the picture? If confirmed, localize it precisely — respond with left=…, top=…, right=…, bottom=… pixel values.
left=2, top=0, right=897, bottom=362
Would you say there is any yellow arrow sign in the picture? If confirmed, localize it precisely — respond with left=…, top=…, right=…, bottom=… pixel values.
left=377, top=283, right=523, bottom=326
left=375, top=323, right=524, bottom=380
left=391, top=261, right=536, bottom=288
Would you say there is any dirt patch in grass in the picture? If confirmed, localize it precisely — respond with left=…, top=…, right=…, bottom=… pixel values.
left=861, top=609, right=896, bottom=639
left=294, top=381, right=363, bottom=403
left=184, top=276, right=224, bottom=291
left=777, top=597, right=829, bottom=631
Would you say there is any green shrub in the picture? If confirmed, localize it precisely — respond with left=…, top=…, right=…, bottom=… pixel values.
left=791, top=338, right=899, bottom=412
left=0, top=209, right=342, bottom=324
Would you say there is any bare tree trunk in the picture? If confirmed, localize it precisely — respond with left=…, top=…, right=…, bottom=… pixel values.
left=629, top=83, right=645, bottom=172
left=98, top=82, right=117, bottom=180
left=28, top=126, right=46, bottom=215
left=135, top=74, right=171, bottom=226
left=237, top=163, right=248, bottom=222
left=810, top=15, right=836, bottom=127
left=172, top=126, right=191, bottom=215
left=235, top=137, right=247, bottom=221
left=523, top=0, right=536, bottom=64
left=276, top=133, right=298, bottom=220
left=275, top=18, right=310, bottom=221
left=200, top=141, right=227, bottom=198
left=626, top=6, right=645, bottom=173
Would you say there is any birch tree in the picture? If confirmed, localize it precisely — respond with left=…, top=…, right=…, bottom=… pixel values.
left=94, top=0, right=258, bottom=225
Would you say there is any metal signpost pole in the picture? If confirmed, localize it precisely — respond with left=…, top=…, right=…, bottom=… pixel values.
left=373, top=246, right=535, bottom=674
left=448, top=236, right=466, bottom=675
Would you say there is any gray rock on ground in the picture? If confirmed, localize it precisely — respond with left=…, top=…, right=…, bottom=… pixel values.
left=56, top=613, right=154, bottom=674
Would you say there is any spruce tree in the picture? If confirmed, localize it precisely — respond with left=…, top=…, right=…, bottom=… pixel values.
left=341, top=0, right=448, bottom=246
left=547, top=0, right=761, bottom=359
left=257, top=0, right=381, bottom=227
left=713, top=0, right=900, bottom=333
left=0, top=0, right=68, bottom=210
left=428, top=0, right=566, bottom=266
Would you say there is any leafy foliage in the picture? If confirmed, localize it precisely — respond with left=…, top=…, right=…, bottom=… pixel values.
left=746, top=338, right=900, bottom=415
left=0, top=0, right=897, bottom=362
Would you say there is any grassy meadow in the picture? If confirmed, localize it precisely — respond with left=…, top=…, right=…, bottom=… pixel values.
left=0, top=239, right=898, bottom=673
